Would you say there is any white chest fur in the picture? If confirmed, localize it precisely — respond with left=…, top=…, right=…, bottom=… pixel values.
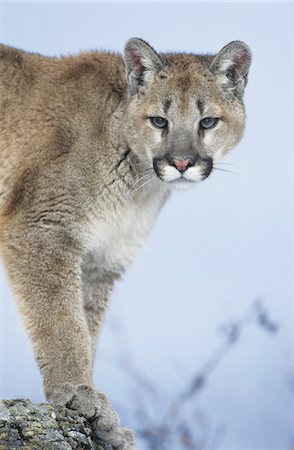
left=84, top=190, right=167, bottom=274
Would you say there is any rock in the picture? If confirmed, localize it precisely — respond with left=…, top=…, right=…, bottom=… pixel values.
left=0, top=399, right=105, bottom=449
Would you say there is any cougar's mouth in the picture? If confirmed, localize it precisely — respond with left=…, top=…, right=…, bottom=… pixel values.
left=153, top=156, right=213, bottom=188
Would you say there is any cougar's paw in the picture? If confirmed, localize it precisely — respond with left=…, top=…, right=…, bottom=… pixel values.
left=47, top=384, right=136, bottom=449
left=67, top=385, right=119, bottom=425
left=94, top=425, right=136, bottom=450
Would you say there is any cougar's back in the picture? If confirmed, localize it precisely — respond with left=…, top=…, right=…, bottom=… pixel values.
left=0, top=45, right=42, bottom=213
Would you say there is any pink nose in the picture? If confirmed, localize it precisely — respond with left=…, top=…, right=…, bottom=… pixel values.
left=174, top=158, right=190, bottom=171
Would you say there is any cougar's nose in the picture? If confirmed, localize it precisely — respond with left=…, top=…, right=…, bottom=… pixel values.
left=174, top=159, right=190, bottom=171
left=167, top=155, right=198, bottom=172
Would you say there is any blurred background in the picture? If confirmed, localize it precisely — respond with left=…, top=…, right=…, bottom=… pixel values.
left=0, top=2, right=293, bottom=449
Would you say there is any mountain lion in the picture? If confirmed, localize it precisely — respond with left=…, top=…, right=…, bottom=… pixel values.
left=0, top=38, right=251, bottom=449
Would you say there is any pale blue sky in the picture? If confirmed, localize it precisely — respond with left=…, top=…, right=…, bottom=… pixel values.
left=0, top=2, right=293, bottom=449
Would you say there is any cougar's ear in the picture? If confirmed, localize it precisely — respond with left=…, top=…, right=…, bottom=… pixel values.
left=124, top=38, right=164, bottom=96
left=210, top=41, right=252, bottom=98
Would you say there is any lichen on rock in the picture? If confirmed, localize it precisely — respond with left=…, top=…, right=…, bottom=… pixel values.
left=0, top=399, right=105, bottom=449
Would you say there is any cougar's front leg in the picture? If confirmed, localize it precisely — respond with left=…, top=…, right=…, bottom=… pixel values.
left=81, top=252, right=118, bottom=363
left=2, top=223, right=93, bottom=393
left=2, top=222, right=135, bottom=450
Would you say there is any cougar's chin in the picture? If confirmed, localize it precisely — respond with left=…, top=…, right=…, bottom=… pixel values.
left=168, top=178, right=199, bottom=191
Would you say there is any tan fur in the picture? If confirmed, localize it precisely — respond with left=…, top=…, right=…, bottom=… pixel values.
left=0, top=38, right=251, bottom=448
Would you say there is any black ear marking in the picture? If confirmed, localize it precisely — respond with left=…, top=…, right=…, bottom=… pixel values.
left=123, top=38, right=164, bottom=96
left=210, top=41, right=252, bottom=98
left=163, top=99, right=172, bottom=114
left=197, top=99, right=204, bottom=115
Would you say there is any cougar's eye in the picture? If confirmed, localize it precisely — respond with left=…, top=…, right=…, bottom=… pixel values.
left=150, top=116, right=168, bottom=129
left=200, top=118, right=219, bottom=129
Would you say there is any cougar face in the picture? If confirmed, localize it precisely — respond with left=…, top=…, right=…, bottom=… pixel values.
left=124, top=39, right=251, bottom=190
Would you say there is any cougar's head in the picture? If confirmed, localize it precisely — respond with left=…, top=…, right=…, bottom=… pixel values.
left=123, top=38, right=252, bottom=190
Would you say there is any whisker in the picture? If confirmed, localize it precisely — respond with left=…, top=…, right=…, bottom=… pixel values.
left=130, top=172, right=154, bottom=190
left=213, top=167, right=239, bottom=175
left=215, top=162, right=236, bottom=166
left=132, top=175, right=156, bottom=192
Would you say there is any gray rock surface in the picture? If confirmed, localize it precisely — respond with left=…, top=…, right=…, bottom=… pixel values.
left=0, top=399, right=105, bottom=449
